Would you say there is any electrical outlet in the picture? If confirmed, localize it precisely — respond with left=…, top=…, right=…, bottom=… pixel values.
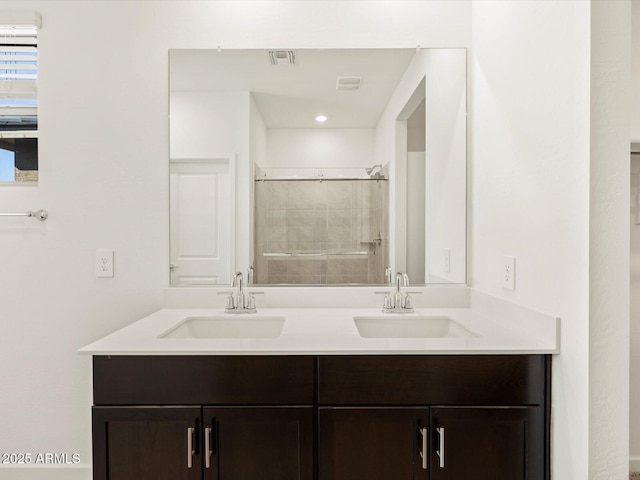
left=95, top=249, right=114, bottom=278
left=503, top=256, right=515, bottom=290
left=444, top=249, right=451, bottom=274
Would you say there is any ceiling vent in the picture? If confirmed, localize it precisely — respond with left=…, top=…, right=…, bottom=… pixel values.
left=336, top=76, right=362, bottom=91
left=268, top=50, right=296, bottom=66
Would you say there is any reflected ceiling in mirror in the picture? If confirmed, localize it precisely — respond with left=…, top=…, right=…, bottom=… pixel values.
left=169, top=48, right=467, bottom=287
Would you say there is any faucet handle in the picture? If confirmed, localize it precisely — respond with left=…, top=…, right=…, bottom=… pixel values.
left=225, top=294, right=235, bottom=310
left=246, top=294, right=256, bottom=310
left=403, top=294, right=413, bottom=310
left=383, top=295, right=392, bottom=310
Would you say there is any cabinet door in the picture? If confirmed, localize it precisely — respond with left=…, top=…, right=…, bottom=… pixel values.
left=203, top=406, right=313, bottom=480
left=318, top=407, right=429, bottom=480
left=430, top=406, right=544, bottom=480
left=93, top=406, right=202, bottom=480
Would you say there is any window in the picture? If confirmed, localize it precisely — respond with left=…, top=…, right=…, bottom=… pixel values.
left=0, top=11, right=40, bottom=184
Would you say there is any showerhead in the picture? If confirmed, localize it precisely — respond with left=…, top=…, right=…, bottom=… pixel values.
left=366, top=164, right=382, bottom=176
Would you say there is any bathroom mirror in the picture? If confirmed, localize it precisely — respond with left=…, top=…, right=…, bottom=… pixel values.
left=169, top=48, right=466, bottom=286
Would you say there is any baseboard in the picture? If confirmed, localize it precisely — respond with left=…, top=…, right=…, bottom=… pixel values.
left=630, top=456, right=640, bottom=473
left=0, top=465, right=91, bottom=480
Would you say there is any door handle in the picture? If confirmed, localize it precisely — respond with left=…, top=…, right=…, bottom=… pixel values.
left=436, top=427, right=445, bottom=468
left=187, top=427, right=195, bottom=469
left=419, top=427, right=428, bottom=470
left=204, top=427, right=212, bottom=469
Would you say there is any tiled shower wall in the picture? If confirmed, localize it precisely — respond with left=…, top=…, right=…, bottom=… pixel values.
left=254, top=179, right=389, bottom=284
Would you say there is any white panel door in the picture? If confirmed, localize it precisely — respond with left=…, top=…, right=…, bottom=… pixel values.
left=170, top=158, right=233, bottom=285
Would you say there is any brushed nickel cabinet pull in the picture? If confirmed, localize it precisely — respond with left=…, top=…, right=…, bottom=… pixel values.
left=419, top=427, right=428, bottom=470
left=436, top=427, right=445, bottom=468
left=204, top=427, right=212, bottom=468
left=187, top=427, right=195, bottom=469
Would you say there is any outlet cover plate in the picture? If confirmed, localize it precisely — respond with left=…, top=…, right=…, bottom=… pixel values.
left=95, top=249, right=114, bottom=278
left=503, top=256, right=515, bottom=290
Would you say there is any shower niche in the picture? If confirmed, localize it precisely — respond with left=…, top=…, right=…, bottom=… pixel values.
left=254, top=169, right=389, bottom=285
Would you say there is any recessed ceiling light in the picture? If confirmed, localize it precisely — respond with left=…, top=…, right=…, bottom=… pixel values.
left=315, top=115, right=327, bottom=123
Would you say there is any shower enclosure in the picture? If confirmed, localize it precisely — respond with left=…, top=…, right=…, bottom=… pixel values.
left=253, top=175, right=389, bottom=285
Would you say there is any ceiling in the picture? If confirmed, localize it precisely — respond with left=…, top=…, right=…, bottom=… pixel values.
left=170, top=48, right=415, bottom=129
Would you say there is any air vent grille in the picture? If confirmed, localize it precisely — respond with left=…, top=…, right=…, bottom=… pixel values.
left=336, top=76, right=362, bottom=91
left=268, top=50, right=296, bottom=66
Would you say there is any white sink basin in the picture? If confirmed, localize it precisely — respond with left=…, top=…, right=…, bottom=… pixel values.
left=160, top=316, right=285, bottom=339
left=353, top=315, right=476, bottom=338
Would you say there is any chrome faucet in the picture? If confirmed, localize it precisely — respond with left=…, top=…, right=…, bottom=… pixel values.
left=225, top=271, right=257, bottom=314
left=384, top=266, right=393, bottom=286
left=382, top=272, right=414, bottom=313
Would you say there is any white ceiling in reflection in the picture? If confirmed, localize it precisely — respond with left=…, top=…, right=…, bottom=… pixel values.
left=169, top=49, right=415, bottom=129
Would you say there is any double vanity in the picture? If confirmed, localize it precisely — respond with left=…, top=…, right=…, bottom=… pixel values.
left=80, top=46, right=560, bottom=480
left=80, top=287, right=559, bottom=480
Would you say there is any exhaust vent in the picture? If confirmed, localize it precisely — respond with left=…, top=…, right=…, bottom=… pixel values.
left=268, top=50, right=296, bottom=66
left=336, top=76, right=362, bottom=91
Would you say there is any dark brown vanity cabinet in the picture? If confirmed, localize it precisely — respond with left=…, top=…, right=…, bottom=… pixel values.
left=317, top=355, right=550, bottom=480
left=92, top=356, right=314, bottom=480
left=92, top=354, right=550, bottom=480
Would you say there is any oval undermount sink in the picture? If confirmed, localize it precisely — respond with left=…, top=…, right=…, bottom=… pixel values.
left=160, top=316, right=285, bottom=339
left=353, top=315, right=477, bottom=339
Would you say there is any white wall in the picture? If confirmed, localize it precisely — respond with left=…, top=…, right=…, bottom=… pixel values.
left=589, top=3, right=631, bottom=477
left=632, top=0, right=640, bottom=142
left=471, top=3, right=590, bottom=477
left=265, top=128, right=375, bottom=170
left=630, top=2, right=640, bottom=470
left=0, top=2, right=630, bottom=480
left=0, top=2, right=472, bottom=478
left=471, top=1, right=631, bottom=478
left=631, top=157, right=640, bottom=471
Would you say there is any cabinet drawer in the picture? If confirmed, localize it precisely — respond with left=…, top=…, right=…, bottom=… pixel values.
left=318, top=355, right=548, bottom=405
left=94, top=355, right=314, bottom=405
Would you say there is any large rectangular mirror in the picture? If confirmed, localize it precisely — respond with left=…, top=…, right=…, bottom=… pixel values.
left=169, top=48, right=466, bottom=286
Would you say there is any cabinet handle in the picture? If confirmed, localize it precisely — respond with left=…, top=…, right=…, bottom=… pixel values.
left=204, top=427, right=212, bottom=469
left=187, top=427, right=195, bottom=469
left=419, top=427, right=428, bottom=470
left=436, top=427, right=445, bottom=468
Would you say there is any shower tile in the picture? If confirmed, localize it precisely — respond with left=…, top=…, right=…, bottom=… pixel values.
left=352, top=180, right=373, bottom=208
left=288, top=259, right=323, bottom=276
left=268, top=275, right=288, bottom=284
left=326, top=275, right=354, bottom=285
left=353, top=273, right=369, bottom=284
left=270, top=183, right=288, bottom=209
left=267, top=225, right=287, bottom=243
left=312, top=210, right=328, bottom=241
left=288, top=225, right=315, bottom=243
left=327, top=258, right=355, bottom=276
left=288, top=181, right=318, bottom=209
left=353, top=258, right=369, bottom=276
left=314, top=181, right=328, bottom=208
left=267, top=209, right=287, bottom=227
left=352, top=208, right=372, bottom=243
left=326, top=181, right=353, bottom=209
left=267, top=259, right=288, bottom=276
left=327, top=209, right=352, bottom=243
left=288, top=275, right=322, bottom=284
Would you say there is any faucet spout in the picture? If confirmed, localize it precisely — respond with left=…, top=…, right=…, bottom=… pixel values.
left=226, top=270, right=257, bottom=314
left=381, top=272, right=414, bottom=313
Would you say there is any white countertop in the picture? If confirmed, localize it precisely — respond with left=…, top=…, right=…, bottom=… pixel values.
left=78, top=301, right=560, bottom=355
